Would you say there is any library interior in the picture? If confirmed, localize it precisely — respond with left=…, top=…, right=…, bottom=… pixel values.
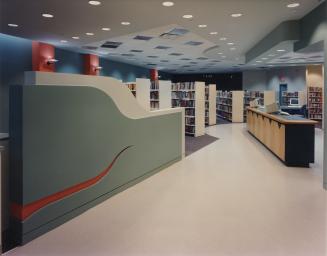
left=0, top=0, right=326, bottom=255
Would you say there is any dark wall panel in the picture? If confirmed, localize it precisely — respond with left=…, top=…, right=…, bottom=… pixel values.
left=171, top=73, right=243, bottom=91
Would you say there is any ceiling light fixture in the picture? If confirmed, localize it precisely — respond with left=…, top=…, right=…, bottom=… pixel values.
left=230, top=48, right=236, bottom=50
left=102, top=27, right=111, bottom=31
left=217, top=52, right=223, bottom=55
left=287, top=3, right=300, bottom=8
left=220, top=37, right=227, bottom=41
left=262, top=57, right=268, bottom=60
left=268, top=54, right=276, bottom=57
left=256, top=60, right=262, bottom=63
left=227, top=42, right=234, bottom=45
left=42, top=13, right=54, bottom=18
left=162, top=1, right=174, bottom=7
left=231, top=13, right=243, bottom=18
left=72, top=36, right=80, bottom=40
left=86, top=32, right=94, bottom=36
left=182, top=14, right=193, bottom=19
left=8, top=23, right=18, bottom=27
left=121, top=21, right=131, bottom=25
left=198, top=24, right=207, bottom=28
left=210, top=32, right=218, bottom=35
left=88, top=1, right=101, bottom=6
left=60, top=40, right=68, bottom=43
left=277, top=49, right=286, bottom=52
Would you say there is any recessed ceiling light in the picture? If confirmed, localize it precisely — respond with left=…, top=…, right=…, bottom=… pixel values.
left=221, top=56, right=226, bottom=58
left=231, top=13, right=243, bottom=18
left=42, top=13, right=54, bottom=18
left=72, top=36, right=80, bottom=40
left=256, top=60, right=262, bottom=63
left=88, top=1, right=101, bottom=6
left=102, top=27, right=111, bottom=31
left=86, top=32, right=94, bottom=36
left=121, top=21, right=131, bottom=25
left=217, top=52, right=223, bottom=55
left=262, top=57, right=268, bottom=60
left=287, top=3, right=300, bottom=8
left=198, top=24, right=207, bottom=28
left=182, top=14, right=193, bottom=19
left=210, top=32, right=218, bottom=35
left=268, top=54, right=276, bottom=57
left=220, top=37, right=227, bottom=41
left=162, top=1, right=174, bottom=7
left=277, top=49, right=286, bottom=52
left=8, top=23, right=18, bottom=27
left=230, top=48, right=236, bottom=50
left=227, top=42, right=234, bottom=45
left=60, top=40, right=68, bottom=43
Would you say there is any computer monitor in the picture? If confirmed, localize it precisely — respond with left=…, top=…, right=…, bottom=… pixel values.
left=289, top=98, right=299, bottom=106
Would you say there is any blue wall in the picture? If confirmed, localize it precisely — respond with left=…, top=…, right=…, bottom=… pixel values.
left=0, top=34, right=32, bottom=132
left=55, top=48, right=84, bottom=74
left=100, top=58, right=149, bottom=82
left=0, top=33, right=153, bottom=132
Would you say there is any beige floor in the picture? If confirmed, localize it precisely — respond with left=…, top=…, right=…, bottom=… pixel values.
left=6, top=124, right=326, bottom=256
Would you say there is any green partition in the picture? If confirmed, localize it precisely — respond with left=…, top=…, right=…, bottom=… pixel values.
left=9, top=85, right=182, bottom=245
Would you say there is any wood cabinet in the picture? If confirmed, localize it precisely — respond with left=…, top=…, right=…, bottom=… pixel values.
left=247, top=108, right=316, bottom=167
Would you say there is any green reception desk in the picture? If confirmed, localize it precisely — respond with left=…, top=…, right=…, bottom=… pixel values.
left=9, top=72, right=184, bottom=246
left=247, top=107, right=317, bottom=167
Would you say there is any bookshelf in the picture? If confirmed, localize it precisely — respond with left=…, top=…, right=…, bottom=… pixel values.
left=172, top=81, right=205, bottom=137
left=308, top=86, right=323, bottom=120
left=217, top=90, right=244, bottom=123
left=135, top=78, right=172, bottom=111
left=281, top=91, right=306, bottom=106
left=126, top=82, right=137, bottom=97
left=205, top=84, right=217, bottom=126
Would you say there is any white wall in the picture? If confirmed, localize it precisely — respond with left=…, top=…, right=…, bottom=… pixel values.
left=266, top=67, right=306, bottom=91
left=242, top=67, right=307, bottom=92
left=243, top=70, right=267, bottom=91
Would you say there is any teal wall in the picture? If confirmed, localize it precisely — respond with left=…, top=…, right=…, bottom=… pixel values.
left=0, top=33, right=153, bottom=133
left=0, top=34, right=32, bottom=133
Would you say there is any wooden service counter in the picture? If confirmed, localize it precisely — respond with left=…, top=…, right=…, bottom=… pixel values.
left=247, top=108, right=317, bottom=167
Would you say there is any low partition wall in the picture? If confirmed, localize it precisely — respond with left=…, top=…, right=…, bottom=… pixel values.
left=10, top=72, right=184, bottom=245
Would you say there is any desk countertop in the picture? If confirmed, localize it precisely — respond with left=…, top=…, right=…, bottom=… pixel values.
left=247, top=107, right=317, bottom=125
left=0, top=133, right=9, bottom=140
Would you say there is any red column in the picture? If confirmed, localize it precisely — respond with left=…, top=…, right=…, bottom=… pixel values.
left=150, top=69, right=158, bottom=81
left=84, top=54, right=100, bottom=76
left=32, top=42, right=55, bottom=72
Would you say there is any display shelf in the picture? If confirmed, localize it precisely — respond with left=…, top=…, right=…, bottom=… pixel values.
left=308, top=86, right=323, bottom=120
left=205, top=84, right=217, bottom=126
left=172, top=82, right=205, bottom=137
left=217, top=90, right=244, bottom=122
left=126, top=82, right=137, bottom=97
left=135, top=78, right=172, bottom=111
left=243, top=90, right=276, bottom=122
left=281, top=91, right=306, bottom=106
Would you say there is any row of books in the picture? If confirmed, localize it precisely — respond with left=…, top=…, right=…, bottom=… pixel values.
left=172, top=82, right=195, bottom=91
left=172, top=91, right=195, bottom=99
left=185, top=108, right=195, bottom=116
left=150, top=80, right=159, bottom=90
left=150, top=101, right=159, bottom=109
left=126, top=83, right=136, bottom=91
left=185, top=117, right=195, bottom=125
left=150, top=91, right=159, bottom=100
left=172, top=99, right=195, bottom=108
left=185, top=126, right=195, bottom=134
left=217, top=105, right=232, bottom=113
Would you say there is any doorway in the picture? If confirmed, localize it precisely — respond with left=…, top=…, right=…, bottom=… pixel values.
left=279, top=84, right=288, bottom=106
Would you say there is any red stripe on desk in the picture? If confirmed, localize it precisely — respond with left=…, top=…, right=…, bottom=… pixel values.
left=11, top=145, right=133, bottom=221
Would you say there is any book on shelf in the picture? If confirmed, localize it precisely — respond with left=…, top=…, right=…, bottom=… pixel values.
left=126, top=83, right=137, bottom=97
left=308, top=86, right=323, bottom=120
left=171, top=82, right=205, bottom=137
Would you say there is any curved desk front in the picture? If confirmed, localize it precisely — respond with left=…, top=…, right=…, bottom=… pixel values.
left=247, top=108, right=317, bottom=167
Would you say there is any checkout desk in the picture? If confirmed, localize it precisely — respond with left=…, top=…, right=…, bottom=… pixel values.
left=247, top=108, right=317, bottom=167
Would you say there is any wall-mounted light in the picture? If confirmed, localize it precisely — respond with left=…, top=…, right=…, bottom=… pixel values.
left=47, top=58, right=59, bottom=65
left=94, top=66, right=103, bottom=71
